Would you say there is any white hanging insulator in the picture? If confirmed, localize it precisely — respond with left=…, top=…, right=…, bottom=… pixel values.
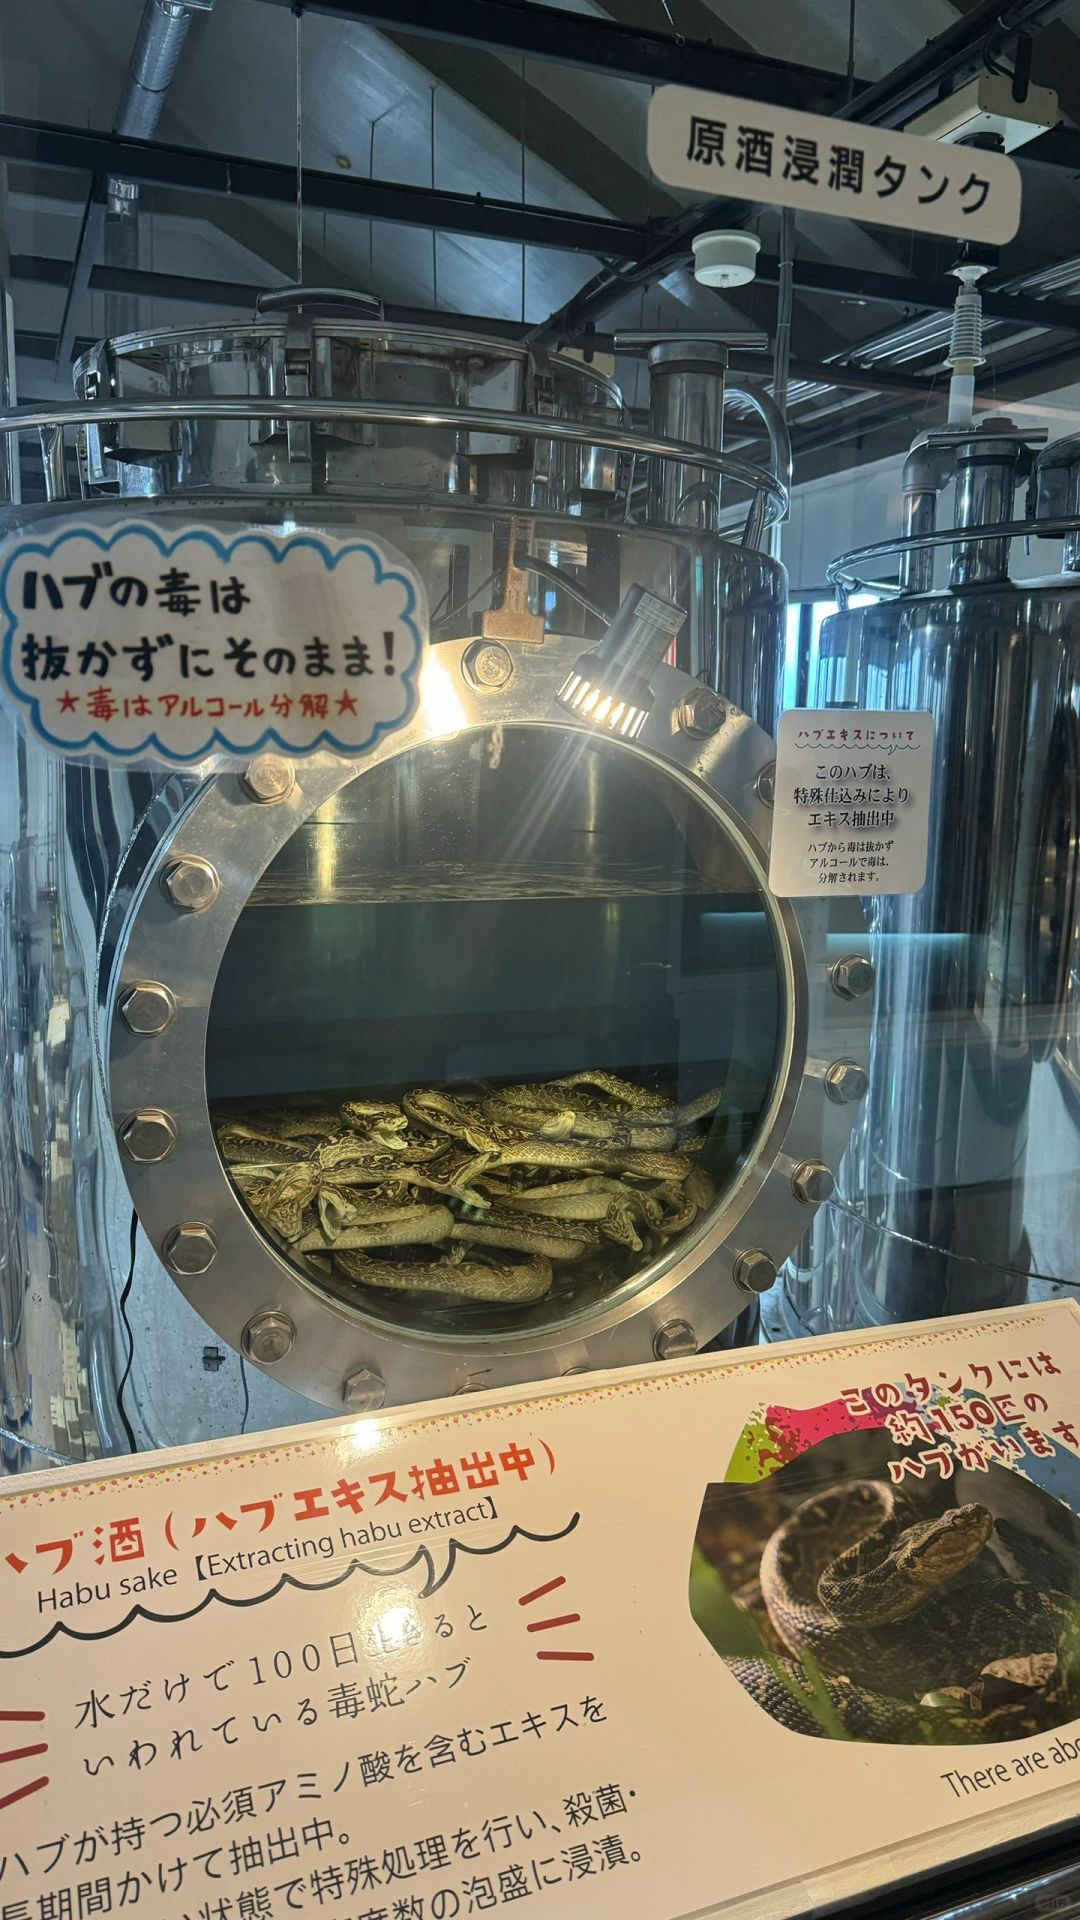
left=946, top=263, right=988, bottom=370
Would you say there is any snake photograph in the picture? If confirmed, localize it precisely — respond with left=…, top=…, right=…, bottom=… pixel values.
left=691, top=1440, right=1080, bottom=1745
left=212, top=1068, right=725, bottom=1320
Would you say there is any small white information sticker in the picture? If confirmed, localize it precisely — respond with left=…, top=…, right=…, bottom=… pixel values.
left=647, top=85, right=1021, bottom=244
left=0, top=519, right=427, bottom=763
left=769, top=706, right=935, bottom=897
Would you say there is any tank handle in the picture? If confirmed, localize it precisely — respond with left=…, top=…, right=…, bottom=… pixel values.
left=255, top=285, right=385, bottom=319
left=724, top=377, right=793, bottom=552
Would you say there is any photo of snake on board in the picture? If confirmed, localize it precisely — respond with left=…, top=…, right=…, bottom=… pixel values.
left=690, top=1429, right=1080, bottom=1745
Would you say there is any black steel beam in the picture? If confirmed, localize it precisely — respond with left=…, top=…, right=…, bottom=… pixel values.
left=0, top=115, right=649, bottom=259
left=13, top=254, right=269, bottom=310
left=262, top=0, right=862, bottom=114
left=19, top=249, right=1080, bottom=344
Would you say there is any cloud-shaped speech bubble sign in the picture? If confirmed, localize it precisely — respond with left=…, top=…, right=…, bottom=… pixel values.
left=0, top=519, right=427, bottom=763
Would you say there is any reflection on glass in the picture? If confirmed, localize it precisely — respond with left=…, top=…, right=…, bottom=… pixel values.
left=207, top=725, right=782, bottom=1336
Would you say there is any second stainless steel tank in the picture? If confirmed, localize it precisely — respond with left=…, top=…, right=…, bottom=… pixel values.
left=783, top=416, right=1080, bottom=1336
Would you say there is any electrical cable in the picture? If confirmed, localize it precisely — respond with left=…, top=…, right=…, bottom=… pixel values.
left=115, top=1209, right=140, bottom=1456
left=515, top=552, right=612, bottom=622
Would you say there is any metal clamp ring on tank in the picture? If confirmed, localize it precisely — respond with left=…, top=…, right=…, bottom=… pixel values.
left=97, top=628, right=869, bottom=1411
left=0, top=400, right=788, bottom=540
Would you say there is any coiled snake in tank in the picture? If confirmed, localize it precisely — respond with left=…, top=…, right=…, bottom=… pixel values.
left=724, top=1481, right=1075, bottom=1742
left=214, top=1070, right=724, bottom=1305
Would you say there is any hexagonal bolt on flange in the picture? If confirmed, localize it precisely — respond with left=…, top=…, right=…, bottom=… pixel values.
left=163, top=1221, right=217, bottom=1275
left=162, top=855, right=220, bottom=913
left=241, top=757, right=295, bottom=804
left=462, top=640, right=514, bottom=690
left=243, top=1312, right=296, bottom=1365
left=830, top=954, right=875, bottom=1000
left=120, top=1109, right=177, bottom=1163
left=119, top=981, right=177, bottom=1035
left=653, top=1319, right=698, bottom=1361
left=755, top=760, right=775, bottom=807
left=733, top=1248, right=777, bottom=1295
left=791, top=1160, right=836, bottom=1205
left=677, top=689, right=726, bottom=738
left=825, top=1059, right=869, bottom=1105
left=343, top=1366, right=386, bottom=1411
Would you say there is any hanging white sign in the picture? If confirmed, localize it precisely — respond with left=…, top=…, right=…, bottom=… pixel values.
left=647, top=85, right=1022, bottom=244
left=769, top=706, right=935, bottom=896
left=0, top=519, right=427, bottom=763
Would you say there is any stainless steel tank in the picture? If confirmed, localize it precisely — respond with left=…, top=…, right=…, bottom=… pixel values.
left=0, top=289, right=870, bottom=1470
left=781, top=414, right=1080, bottom=1338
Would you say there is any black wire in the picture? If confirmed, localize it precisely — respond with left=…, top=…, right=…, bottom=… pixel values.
left=115, top=1210, right=140, bottom=1457
left=239, top=1356, right=251, bottom=1435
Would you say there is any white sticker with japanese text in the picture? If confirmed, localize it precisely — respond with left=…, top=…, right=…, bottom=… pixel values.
left=647, top=86, right=1021, bottom=244
left=769, top=706, right=935, bottom=897
left=0, top=519, right=427, bottom=763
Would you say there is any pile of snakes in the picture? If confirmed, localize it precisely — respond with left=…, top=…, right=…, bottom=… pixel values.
left=710, top=1479, right=1080, bottom=1744
left=214, top=1070, right=722, bottom=1308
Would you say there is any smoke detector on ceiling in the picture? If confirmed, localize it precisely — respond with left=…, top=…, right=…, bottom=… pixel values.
left=692, top=231, right=761, bottom=290
left=905, top=74, right=1059, bottom=153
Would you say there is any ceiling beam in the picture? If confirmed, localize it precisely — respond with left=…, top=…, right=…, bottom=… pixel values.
left=0, top=115, right=650, bottom=259
left=258, top=0, right=864, bottom=113
left=17, top=251, right=1080, bottom=360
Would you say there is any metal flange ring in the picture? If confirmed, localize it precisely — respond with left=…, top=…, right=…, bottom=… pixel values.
left=104, top=633, right=869, bottom=1409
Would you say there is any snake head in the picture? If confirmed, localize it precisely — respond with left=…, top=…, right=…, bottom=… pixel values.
left=897, top=1503, right=995, bottom=1586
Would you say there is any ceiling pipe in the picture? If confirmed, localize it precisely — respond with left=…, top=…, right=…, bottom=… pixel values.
left=106, top=0, right=213, bottom=335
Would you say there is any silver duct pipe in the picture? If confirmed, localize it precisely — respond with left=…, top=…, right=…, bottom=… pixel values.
left=106, top=0, right=212, bottom=335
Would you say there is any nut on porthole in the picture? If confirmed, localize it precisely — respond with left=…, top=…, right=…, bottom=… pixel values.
left=733, top=1249, right=777, bottom=1295
left=119, top=981, right=177, bottom=1034
left=120, top=1109, right=177, bottom=1163
left=831, top=954, right=875, bottom=1000
left=241, top=757, right=295, bottom=804
left=462, top=640, right=514, bottom=690
left=162, top=855, right=220, bottom=912
left=244, top=1312, right=296, bottom=1365
left=792, top=1160, right=836, bottom=1205
left=755, top=760, right=775, bottom=806
left=343, top=1366, right=386, bottom=1411
left=677, top=688, right=726, bottom=737
left=653, top=1319, right=697, bottom=1360
left=163, top=1221, right=217, bottom=1275
left=824, top=1059, right=869, bottom=1105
